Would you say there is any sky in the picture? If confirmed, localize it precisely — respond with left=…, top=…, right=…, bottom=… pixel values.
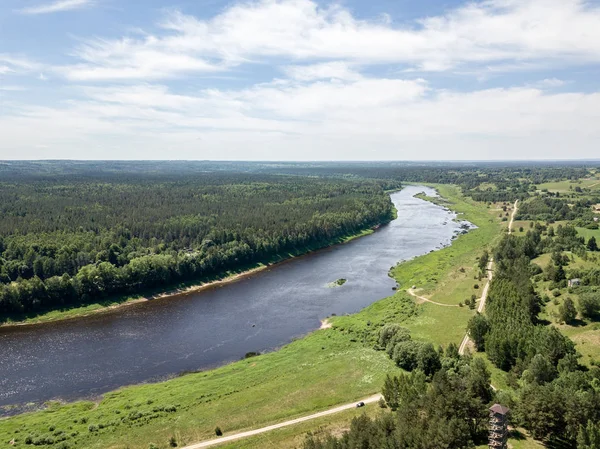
left=1, top=0, right=600, bottom=161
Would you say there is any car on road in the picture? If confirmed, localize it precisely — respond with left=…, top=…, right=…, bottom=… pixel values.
left=356, top=401, right=365, bottom=408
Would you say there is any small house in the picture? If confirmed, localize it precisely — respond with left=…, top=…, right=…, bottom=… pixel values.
left=568, top=279, right=581, bottom=287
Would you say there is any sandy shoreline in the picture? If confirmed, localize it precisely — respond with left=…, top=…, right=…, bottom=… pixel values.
left=319, top=319, right=333, bottom=329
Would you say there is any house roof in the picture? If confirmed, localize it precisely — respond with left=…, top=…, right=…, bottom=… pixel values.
left=490, top=404, right=510, bottom=415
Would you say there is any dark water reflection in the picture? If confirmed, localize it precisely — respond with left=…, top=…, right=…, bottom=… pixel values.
left=0, top=186, right=468, bottom=410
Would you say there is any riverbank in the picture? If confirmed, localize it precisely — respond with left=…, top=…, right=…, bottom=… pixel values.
left=0, top=221, right=385, bottom=328
left=0, top=185, right=502, bottom=449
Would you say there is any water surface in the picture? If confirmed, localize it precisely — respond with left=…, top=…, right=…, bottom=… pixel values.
left=0, top=186, right=467, bottom=410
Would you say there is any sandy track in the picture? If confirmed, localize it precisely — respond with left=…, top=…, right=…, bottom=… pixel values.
left=407, top=288, right=459, bottom=307
left=181, top=395, right=382, bottom=448
left=459, top=199, right=518, bottom=355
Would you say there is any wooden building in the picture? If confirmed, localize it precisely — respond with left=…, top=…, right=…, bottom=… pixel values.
left=489, top=404, right=510, bottom=449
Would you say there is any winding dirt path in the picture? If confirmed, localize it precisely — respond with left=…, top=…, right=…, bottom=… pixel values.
left=406, top=288, right=459, bottom=307
left=181, top=394, right=382, bottom=448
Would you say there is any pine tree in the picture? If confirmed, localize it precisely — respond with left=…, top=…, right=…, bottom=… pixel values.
left=588, top=236, right=598, bottom=252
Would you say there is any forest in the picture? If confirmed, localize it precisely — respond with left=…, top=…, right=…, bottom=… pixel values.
left=0, top=169, right=397, bottom=318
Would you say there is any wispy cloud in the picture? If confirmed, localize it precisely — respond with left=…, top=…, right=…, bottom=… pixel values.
left=0, top=86, right=28, bottom=91
left=18, top=0, right=94, bottom=15
left=52, top=0, right=600, bottom=82
left=0, top=54, right=41, bottom=74
left=533, top=78, right=566, bottom=88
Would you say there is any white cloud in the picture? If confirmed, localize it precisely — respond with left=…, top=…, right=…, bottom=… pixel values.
left=59, top=40, right=225, bottom=81
left=3, top=0, right=600, bottom=160
left=0, top=86, right=28, bottom=91
left=2, top=77, right=600, bottom=160
left=18, top=0, right=94, bottom=15
left=283, top=62, right=363, bottom=82
left=53, top=0, right=600, bottom=81
left=3, top=0, right=600, bottom=84
left=0, top=54, right=40, bottom=73
left=531, top=78, right=566, bottom=88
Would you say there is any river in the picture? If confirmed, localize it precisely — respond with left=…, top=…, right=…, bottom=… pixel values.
left=0, top=186, right=469, bottom=412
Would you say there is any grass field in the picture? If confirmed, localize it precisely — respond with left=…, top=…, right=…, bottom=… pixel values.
left=536, top=179, right=600, bottom=193
left=532, top=249, right=600, bottom=368
left=576, top=226, right=600, bottom=241
left=217, top=404, right=386, bottom=449
left=0, top=185, right=505, bottom=449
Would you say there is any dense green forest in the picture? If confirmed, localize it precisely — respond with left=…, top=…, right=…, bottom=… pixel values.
left=0, top=170, right=396, bottom=318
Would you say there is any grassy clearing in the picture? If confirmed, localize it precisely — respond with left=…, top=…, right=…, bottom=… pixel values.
left=531, top=250, right=600, bottom=367
left=576, top=226, right=600, bottom=241
left=561, top=323, right=600, bottom=366
left=536, top=179, right=600, bottom=193
left=533, top=251, right=599, bottom=272
left=0, top=185, right=502, bottom=449
left=476, top=429, right=544, bottom=449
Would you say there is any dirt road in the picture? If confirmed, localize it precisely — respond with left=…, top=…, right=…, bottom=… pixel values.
left=459, top=199, right=518, bottom=355
left=182, top=394, right=382, bottom=448
left=406, top=288, right=458, bottom=307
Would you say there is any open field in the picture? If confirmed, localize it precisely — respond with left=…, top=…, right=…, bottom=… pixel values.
left=532, top=249, right=600, bottom=367
left=0, top=185, right=505, bottom=449
left=576, top=226, right=600, bottom=241
left=536, top=178, right=600, bottom=193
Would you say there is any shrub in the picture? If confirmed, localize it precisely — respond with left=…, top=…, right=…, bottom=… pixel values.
left=392, top=340, right=423, bottom=371
left=579, top=292, right=600, bottom=319
left=169, top=436, right=178, bottom=447
left=558, top=298, right=577, bottom=323
left=215, top=427, right=223, bottom=437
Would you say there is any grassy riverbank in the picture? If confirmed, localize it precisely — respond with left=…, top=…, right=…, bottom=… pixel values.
left=0, top=185, right=503, bottom=449
left=1, top=226, right=379, bottom=328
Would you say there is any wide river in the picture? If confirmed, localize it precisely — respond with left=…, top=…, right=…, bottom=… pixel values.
left=0, top=186, right=468, bottom=411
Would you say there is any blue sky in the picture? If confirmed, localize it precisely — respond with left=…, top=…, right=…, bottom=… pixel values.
left=1, top=0, right=600, bottom=160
